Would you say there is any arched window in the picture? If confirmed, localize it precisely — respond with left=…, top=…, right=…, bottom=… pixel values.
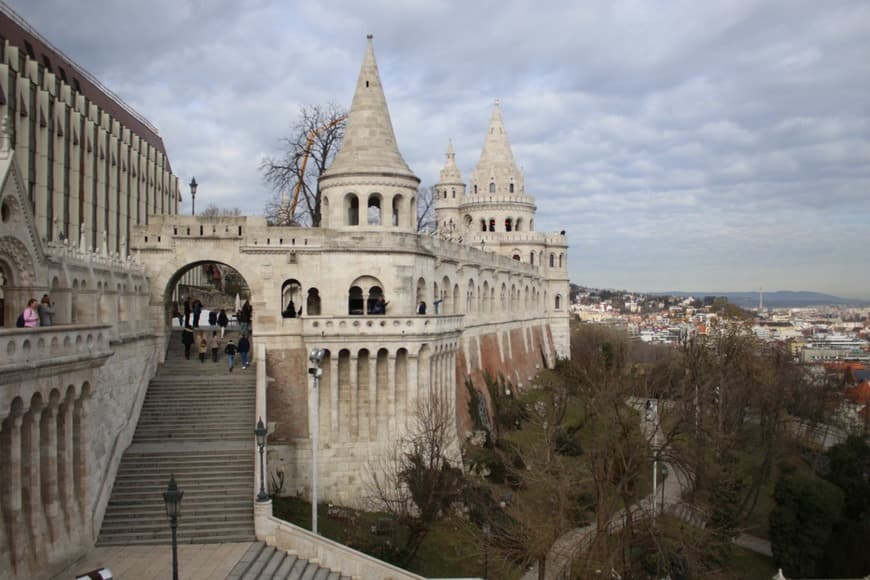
left=515, top=218, right=523, bottom=231
left=367, top=286, right=384, bottom=314
left=559, top=253, right=564, bottom=268
left=505, top=218, right=513, bottom=232
left=348, top=286, right=364, bottom=315
left=509, top=183, right=515, bottom=193
left=549, top=253, right=555, bottom=267
left=282, top=279, right=302, bottom=317
left=555, top=294, right=562, bottom=310
left=489, top=182, right=495, bottom=193
left=346, top=194, right=359, bottom=226
left=451, top=188, right=456, bottom=198
left=367, top=194, right=382, bottom=225
left=306, top=288, right=321, bottom=315
left=474, top=184, right=478, bottom=194
left=489, top=219, right=495, bottom=232
left=321, top=195, right=330, bottom=228
left=529, top=252, right=535, bottom=265
left=464, top=215, right=473, bottom=229
left=480, top=219, right=487, bottom=232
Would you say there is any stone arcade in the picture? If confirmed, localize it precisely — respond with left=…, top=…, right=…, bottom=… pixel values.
left=0, top=34, right=569, bottom=578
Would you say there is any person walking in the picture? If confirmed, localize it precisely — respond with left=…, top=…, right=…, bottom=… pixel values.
left=237, top=334, right=250, bottom=369
left=208, top=308, right=217, bottom=327
left=183, top=297, right=191, bottom=327
left=239, top=300, right=252, bottom=335
left=21, top=298, right=40, bottom=327
left=198, top=333, right=208, bottom=363
left=38, top=294, right=55, bottom=326
left=217, top=309, right=229, bottom=338
left=172, top=301, right=183, bottom=327
left=210, top=331, right=221, bottom=362
left=181, top=324, right=195, bottom=359
left=224, top=338, right=237, bottom=372
left=192, top=299, right=203, bottom=328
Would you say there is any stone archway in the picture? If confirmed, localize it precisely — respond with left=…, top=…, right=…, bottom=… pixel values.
left=161, top=261, right=253, bottom=332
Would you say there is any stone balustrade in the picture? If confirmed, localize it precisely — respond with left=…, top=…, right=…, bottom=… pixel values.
left=303, top=314, right=464, bottom=339
left=0, top=324, right=112, bottom=378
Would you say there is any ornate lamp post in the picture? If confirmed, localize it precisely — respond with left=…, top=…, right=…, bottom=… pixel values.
left=309, top=348, right=325, bottom=534
left=255, top=418, right=269, bottom=502
left=189, top=177, right=198, bottom=216
left=163, top=475, right=184, bottom=580
left=482, top=521, right=491, bottom=580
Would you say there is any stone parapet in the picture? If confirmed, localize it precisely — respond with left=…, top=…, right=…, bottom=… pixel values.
left=303, top=314, right=463, bottom=340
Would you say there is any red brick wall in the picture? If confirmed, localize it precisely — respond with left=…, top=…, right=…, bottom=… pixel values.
left=266, top=348, right=309, bottom=441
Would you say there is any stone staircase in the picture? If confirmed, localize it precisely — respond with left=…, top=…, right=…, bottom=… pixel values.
left=227, top=542, right=352, bottom=580
left=97, top=329, right=257, bottom=545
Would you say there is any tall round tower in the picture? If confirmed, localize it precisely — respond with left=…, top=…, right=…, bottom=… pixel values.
left=319, top=35, right=420, bottom=232
left=434, top=141, right=465, bottom=237
left=463, top=100, right=537, bottom=235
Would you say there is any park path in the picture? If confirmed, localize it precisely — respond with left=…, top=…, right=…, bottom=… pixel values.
left=522, top=398, right=771, bottom=580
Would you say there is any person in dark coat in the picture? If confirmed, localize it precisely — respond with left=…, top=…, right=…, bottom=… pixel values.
left=217, top=309, right=229, bottom=338
left=192, top=299, right=203, bottom=328
left=417, top=301, right=426, bottom=315
left=224, top=339, right=237, bottom=372
left=208, top=309, right=217, bottom=326
left=283, top=300, right=296, bottom=318
left=181, top=324, right=195, bottom=359
left=183, top=297, right=192, bottom=327
left=237, top=334, right=251, bottom=369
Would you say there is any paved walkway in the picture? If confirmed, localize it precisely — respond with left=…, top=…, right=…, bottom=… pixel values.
left=52, top=542, right=254, bottom=580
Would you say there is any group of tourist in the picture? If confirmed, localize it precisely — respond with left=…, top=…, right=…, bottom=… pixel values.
left=181, top=327, right=251, bottom=372
left=17, top=294, right=55, bottom=328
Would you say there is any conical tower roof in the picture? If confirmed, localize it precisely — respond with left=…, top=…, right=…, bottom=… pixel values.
left=470, top=100, right=524, bottom=195
left=322, top=35, right=417, bottom=182
left=438, top=140, right=463, bottom=184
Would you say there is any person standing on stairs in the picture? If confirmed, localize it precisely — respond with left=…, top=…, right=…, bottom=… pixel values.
left=198, top=332, right=208, bottom=363
left=210, top=331, right=221, bottom=362
left=224, top=338, right=237, bottom=372
left=181, top=324, right=195, bottom=359
left=237, top=334, right=250, bottom=369
left=217, top=308, right=229, bottom=338
left=183, top=296, right=192, bottom=327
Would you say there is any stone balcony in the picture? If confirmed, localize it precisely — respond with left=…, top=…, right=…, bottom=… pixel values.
left=302, top=314, right=464, bottom=340
left=0, top=324, right=113, bottom=396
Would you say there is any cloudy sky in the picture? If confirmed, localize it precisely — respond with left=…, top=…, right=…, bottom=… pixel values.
left=9, top=0, right=870, bottom=299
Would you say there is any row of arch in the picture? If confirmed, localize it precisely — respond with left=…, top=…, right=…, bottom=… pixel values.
left=473, top=216, right=530, bottom=233
left=307, top=344, right=455, bottom=444
left=333, top=192, right=415, bottom=228
left=508, top=250, right=566, bottom=269
left=0, top=384, right=92, bottom=570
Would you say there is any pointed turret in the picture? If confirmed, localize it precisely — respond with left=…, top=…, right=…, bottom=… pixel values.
left=321, top=34, right=417, bottom=181
left=469, top=99, right=524, bottom=196
left=319, top=35, right=419, bottom=232
left=435, top=140, right=465, bottom=236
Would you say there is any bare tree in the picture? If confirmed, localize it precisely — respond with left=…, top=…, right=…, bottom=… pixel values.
left=416, top=185, right=436, bottom=233
left=261, top=103, right=347, bottom=226
left=365, top=393, right=464, bottom=565
left=199, top=204, right=242, bottom=217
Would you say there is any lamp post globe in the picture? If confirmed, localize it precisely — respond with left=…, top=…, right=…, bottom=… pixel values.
left=189, top=177, right=198, bottom=216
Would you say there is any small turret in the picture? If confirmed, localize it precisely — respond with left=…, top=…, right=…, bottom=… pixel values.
left=434, top=141, right=465, bottom=236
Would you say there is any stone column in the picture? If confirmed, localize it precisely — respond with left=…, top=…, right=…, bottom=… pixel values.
left=73, top=395, right=89, bottom=527
left=408, top=355, right=419, bottom=427
left=387, top=355, right=397, bottom=440
left=349, top=353, right=358, bottom=441
left=0, top=419, right=8, bottom=571
left=368, top=355, right=378, bottom=441
left=1, top=414, right=26, bottom=568
left=329, top=355, right=339, bottom=440
left=22, top=404, right=47, bottom=564
left=40, top=399, right=61, bottom=550
left=57, top=394, right=76, bottom=534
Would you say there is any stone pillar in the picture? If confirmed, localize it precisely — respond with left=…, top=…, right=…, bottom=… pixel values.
left=57, top=394, right=76, bottom=534
left=368, top=355, right=378, bottom=441
left=349, top=353, right=358, bottom=441
left=1, top=414, right=26, bottom=569
left=52, top=288, right=73, bottom=325
left=22, top=404, right=47, bottom=564
left=387, top=355, right=397, bottom=440
left=73, top=396, right=89, bottom=527
left=407, top=355, right=419, bottom=424
left=40, top=399, right=61, bottom=550
left=329, top=355, right=339, bottom=440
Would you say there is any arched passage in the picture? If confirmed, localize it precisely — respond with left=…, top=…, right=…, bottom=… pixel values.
left=161, top=260, right=253, bottom=331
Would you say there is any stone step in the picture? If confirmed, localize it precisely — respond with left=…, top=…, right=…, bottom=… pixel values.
left=226, top=542, right=350, bottom=580
left=97, top=527, right=255, bottom=546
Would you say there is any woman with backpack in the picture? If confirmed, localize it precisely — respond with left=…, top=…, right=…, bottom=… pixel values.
left=18, top=298, right=39, bottom=328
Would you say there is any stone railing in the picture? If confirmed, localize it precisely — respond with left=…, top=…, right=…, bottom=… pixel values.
left=44, top=240, right=146, bottom=273
left=0, top=324, right=112, bottom=376
left=303, top=314, right=464, bottom=339
left=254, top=503, right=424, bottom=580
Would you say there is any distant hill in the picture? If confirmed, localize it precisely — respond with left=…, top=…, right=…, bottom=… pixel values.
left=654, top=291, right=866, bottom=308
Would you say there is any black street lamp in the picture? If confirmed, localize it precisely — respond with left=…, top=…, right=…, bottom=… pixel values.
left=189, top=177, right=198, bottom=216
left=163, top=475, right=184, bottom=580
left=660, top=464, right=669, bottom=514
left=482, top=521, right=491, bottom=580
left=255, top=418, right=269, bottom=502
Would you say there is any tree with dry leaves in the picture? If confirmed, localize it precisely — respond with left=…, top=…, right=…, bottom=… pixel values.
left=261, top=103, right=347, bottom=226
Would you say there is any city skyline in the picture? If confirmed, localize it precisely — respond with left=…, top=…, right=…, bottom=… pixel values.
left=8, top=0, right=870, bottom=299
